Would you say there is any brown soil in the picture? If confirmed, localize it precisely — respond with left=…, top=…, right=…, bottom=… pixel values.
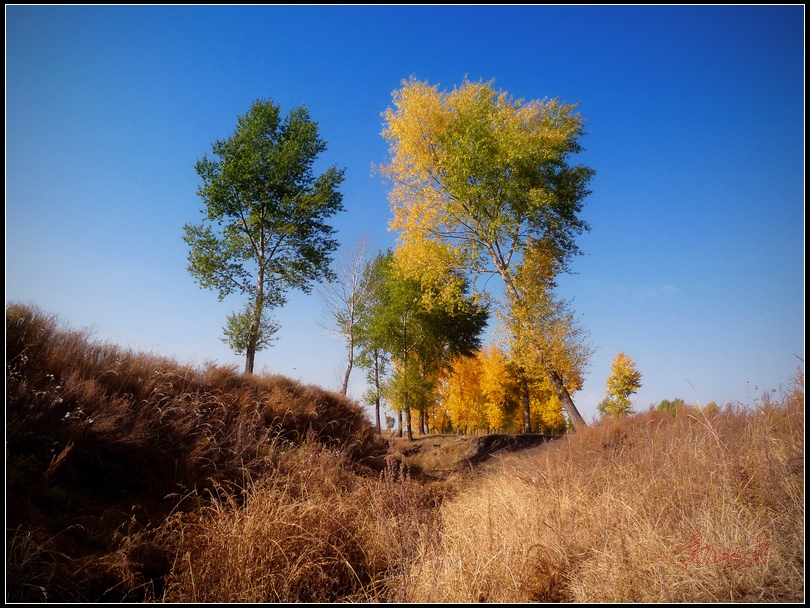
left=384, top=432, right=559, bottom=480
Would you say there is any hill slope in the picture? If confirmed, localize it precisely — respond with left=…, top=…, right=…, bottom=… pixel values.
left=7, top=303, right=804, bottom=603
left=6, top=303, right=388, bottom=601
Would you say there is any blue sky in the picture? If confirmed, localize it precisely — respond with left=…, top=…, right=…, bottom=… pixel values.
left=6, top=5, right=804, bottom=424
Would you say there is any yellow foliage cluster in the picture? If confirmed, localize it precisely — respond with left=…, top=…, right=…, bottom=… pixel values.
left=391, top=239, right=469, bottom=312
left=380, top=76, right=587, bottom=302
left=506, top=238, right=590, bottom=396
left=439, top=344, right=567, bottom=434
left=598, top=350, right=643, bottom=418
left=527, top=378, right=567, bottom=432
left=479, top=344, right=518, bottom=431
left=379, top=76, right=595, bottom=429
left=440, top=348, right=487, bottom=432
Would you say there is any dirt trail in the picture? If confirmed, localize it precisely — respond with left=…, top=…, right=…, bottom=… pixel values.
left=386, top=433, right=559, bottom=480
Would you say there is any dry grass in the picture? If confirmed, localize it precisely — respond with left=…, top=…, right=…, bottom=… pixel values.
left=159, top=440, right=373, bottom=602
left=157, top=444, right=446, bottom=602
left=6, top=302, right=804, bottom=602
left=5, top=302, right=389, bottom=601
left=401, top=371, right=804, bottom=602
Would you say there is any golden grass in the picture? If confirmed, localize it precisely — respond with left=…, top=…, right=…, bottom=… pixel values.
left=5, top=302, right=388, bottom=601
left=153, top=441, right=447, bottom=602
left=6, top=302, right=804, bottom=602
left=401, top=373, right=804, bottom=602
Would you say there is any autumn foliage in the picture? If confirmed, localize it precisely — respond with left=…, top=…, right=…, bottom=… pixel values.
left=598, top=350, right=643, bottom=418
left=440, top=344, right=567, bottom=435
left=379, top=77, right=595, bottom=427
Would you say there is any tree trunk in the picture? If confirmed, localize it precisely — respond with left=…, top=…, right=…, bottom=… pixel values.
left=498, top=267, right=588, bottom=429
left=245, top=264, right=265, bottom=376
left=341, top=335, right=353, bottom=397
left=245, top=299, right=262, bottom=375
left=374, top=353, right=382, bottom=433
left=548, top=369, right=587, bottom=429
left=405, top=406, right=413, bottom=441
left=398, top=410, right=403, bottom=438
left=521, top=375, right=532, bottom=434
left=244, top=349, right=255, bottom=375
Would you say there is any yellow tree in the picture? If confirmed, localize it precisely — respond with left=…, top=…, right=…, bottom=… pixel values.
left=598, top=351, right=643, bottom=418
left=380, top=77, right=595, bottom=428
left=479, top=343, right=521, bottom=433
left=441, top=353, right=486, bottom=433
left=528, top=379, right=567, bottom=434
left=506, top=237, right=592, bottom=431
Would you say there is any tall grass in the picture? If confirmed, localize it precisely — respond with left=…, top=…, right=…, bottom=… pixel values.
left=158, top=440, right=373, bottom=602
left=7, top=302, right=803, bottom=602
left=158, top=443, right=445, bottom=602
left=400, top=371, right=804, bottom=602
left=5, top=302, right=389, bottom=601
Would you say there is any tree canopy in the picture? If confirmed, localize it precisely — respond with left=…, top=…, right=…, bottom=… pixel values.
left=317, top=234, right=375, bottom=396
left=598, top=351, right=643, bottom=418
left=380, top=77, right=595, bottom=427
left=361, top=250, right=488, bottom=439
left=184, top=99, right=345, bottom=374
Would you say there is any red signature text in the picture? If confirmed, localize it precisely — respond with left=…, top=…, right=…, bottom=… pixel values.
left=678, top=530, right=772, bottom=568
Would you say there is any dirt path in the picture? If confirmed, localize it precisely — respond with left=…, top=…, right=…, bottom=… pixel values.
left=386, top=433, right=560, bottom=480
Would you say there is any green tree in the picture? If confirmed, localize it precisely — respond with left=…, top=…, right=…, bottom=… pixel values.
left=184, top=99, right=345, bottom=374
left=380, top=77, right=595, bottom=428
left=355, top=251, right=391, bottom=433
left=360, top=359, right=388, bottom=434
left=598, top=351, right=643, bottom=418
left=363, top=251, right=487, bottom=440
left=656, top=397, right=686, bottom=415
left=354, top=253, right=390, bottom=432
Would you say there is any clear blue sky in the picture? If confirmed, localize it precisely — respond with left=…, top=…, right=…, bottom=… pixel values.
left=6, top=5, right=804, bottom=424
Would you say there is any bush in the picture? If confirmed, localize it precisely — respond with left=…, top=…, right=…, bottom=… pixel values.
left=656, top=397, right=687, bottom=415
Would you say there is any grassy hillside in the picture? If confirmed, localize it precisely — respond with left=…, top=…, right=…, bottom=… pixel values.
left=5, top=302, right=391, bottom=601
left=6, top=303, right=804, bottom=602
left=400, top=393, right=804, bottom=602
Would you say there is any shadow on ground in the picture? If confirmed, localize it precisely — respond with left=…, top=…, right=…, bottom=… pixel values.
left=386, top=433, right=561, bottom=480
